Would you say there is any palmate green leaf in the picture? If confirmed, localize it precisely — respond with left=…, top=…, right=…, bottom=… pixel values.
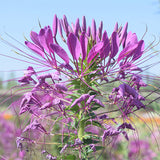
left=85, top=120, right=102, bottom=128
left=69, top=79, right=81, bottom=89
left=70, top=104, right=80, bottom=112
left=62, top=154, right=76, bottom=160
left=83, top=135, right=100, bottom=145
left=83, top=146, right=93, bottom=154
left=89, top=106, right=101, bottom=111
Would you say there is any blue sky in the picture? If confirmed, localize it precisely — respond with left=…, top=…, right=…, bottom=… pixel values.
left=0, top=0, right=160, bottom=79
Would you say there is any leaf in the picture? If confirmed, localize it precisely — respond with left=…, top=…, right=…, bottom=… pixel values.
left=83, top=138, right=100, bottom=145
left=90, top=106, right=100, bottom=111
left=64, top=154, right=76, bottom=160
left=85, top=121, right=102, bottom=128
left=70, top=104, right=80, bottom=112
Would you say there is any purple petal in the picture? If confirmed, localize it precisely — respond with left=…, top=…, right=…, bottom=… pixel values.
left=82, top=16, right=86, bottom=32
left=113, top=22, right=118, bottom=32
left=125, top=31, right=138, bottom=47
left=118, top=84, right=126, bottom=97
left=100, top=31, right=110, bottom=58
left=120, top=22, right=128, bottom=46
left=60, top=144, right=68, bottom=154
left=40, top=102, right=52, bottom=110
left=98, top=21, right=103, bottom=40
left=50, top=72, right=62, bottom=81
left=50, top=43, right=69, bottom=64
left=70, top=94, right=90, bottom=108
left=67, top=32, right=82, bottom=61
left=90, top=144, right=96, bottom=152
left=30, top=31, right=42, bottom=48
left=45, top=26, right=53, bottom=46
left=102, top=30, right=108, bottom=41
left=118, top=83, right=138, bottom=98
left=132, top=40, right=144, bottom=61
left=68, top=25, right=73, bottom=33
left=91, top=19, right=96, bottom=41
left=87, top=41, right=104, bottom=63
left=99, top=114, right=109, bottom=120
left=86, top=95, right=96, bottom=105
left=74, top=18, right=80, bottom=37
left=53, top=14, right=58, bottom=37
left=132, top=98, right=145, bottom=109
left=118, top=122, right=135, bottom=131
left=122, top=131, right=129, bottom=141
left=117, top=43, right=138, bottom=62
left=23, top=120, right=47, bottom=133
left=124, top=83, right=138, bottom=98
left=110, top=32, right=119, bottom=58
left=63, top=15, right=69, bottom=36
left=92, top=98, right=105, bottom=107
left=38, top=28, right=50, bottom=53
left=87, top=26, right=91, bottom=37
left=58, top=19, right=64, bottom=39
left=25, top=41, right=45, bottom=58
left=80, top=33, right=88, bottom=60
left=55, top=83, right=68, bottom=91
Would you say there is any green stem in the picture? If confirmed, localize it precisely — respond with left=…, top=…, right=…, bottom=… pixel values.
left=78, top=120, right=85, bottom=140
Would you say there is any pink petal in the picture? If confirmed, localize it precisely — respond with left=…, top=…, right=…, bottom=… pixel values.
left=87, top=26, right=91, bottom=37
left=63, top=15, right=69, bottom=36
left=74, top=18, right=80, bottom=37
left=87, top=41, right=104, bottom=63
left=39, top=28, right=50, bottom=53
left=125, top=31, right=138, bottom=47
left=82, top=16, right=86, bottom=32
left=117, top=43, right=138, bottom=62
left=30, top=31, right=42, bottom=48
left=53, top=14, right=58, bottom=37
left=110, top=32, right=119, bottom=58
left=25, top=41, right=44, bottom=58
left=50, top=43, right=69, bottom=64
left=97, top=21, right=103, bottom=40
left=100, top=38, right=110, bottom=59
left=132, top=40, right=144, bottom=61
left=102, top=30, right=108, bottom=41
left=58, top=19, right=63, bottom=38
left=113, top=22, right=118, bottom=32
left=91, top=19, right=96, bottom=41
left=120, top=22, right=128, bottom=46
left=45, top=26, right=53, bottom=45
left=67, top=33, right=81, bottom=61
left=80, top=33, right=88, bottom=60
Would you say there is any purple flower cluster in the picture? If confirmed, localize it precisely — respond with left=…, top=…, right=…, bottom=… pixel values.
left=3, top=14, right=160, bottom=159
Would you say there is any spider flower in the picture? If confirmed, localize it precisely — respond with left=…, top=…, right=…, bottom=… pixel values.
left=2, top=14, right=160, bottom=159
